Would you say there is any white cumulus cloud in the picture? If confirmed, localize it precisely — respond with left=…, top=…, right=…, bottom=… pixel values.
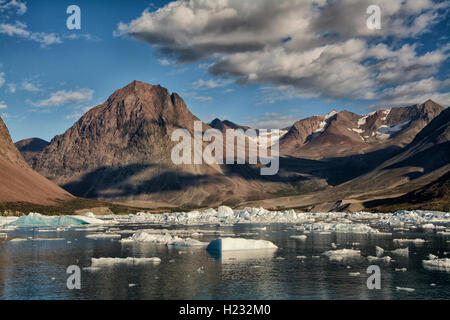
left=33, top=89, right=94, bottom=107
left=115, top=0, right=450, bottom=103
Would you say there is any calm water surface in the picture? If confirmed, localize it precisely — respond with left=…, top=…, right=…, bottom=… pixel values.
left=0, top=223, right=449, bottom=300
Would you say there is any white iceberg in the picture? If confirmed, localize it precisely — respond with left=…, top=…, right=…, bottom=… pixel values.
left=7, top=212, right=105, bottom=227
left=393, top=238, right=426, bottom=245
left=422, top=256, right=450, bottom=272
left=290, top=235, right=307, bottom=240
left=206, top=237, right=277, bottom=252
left=322, top=249, right=361, bottom=262
left=121, top=231, right=207, bottom=247
left=91, top=257, right=161, bottom=266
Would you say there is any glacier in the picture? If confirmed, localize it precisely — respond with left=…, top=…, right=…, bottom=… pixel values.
left=6, top=212, right=106, bottom=227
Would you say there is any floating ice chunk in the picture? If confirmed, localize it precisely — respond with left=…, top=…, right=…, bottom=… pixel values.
left=85, top=233, right=121, bottom=239
left=290, top=235, right=307, bottom=240
left=349, top=272, right=360, bottom=276
left=296, top=256, right=307, bottom=260
left=421, top=223, right=435, bottom=229
left=0, top=216, right=18, bottom=226
left=322, top=249, right=360, bottom=262
left=395, top=268, right=407, bottom=272
left=393, top=238, right=426, bottom=245
left=396, top=287, right=415, bottom=292
left=391, top=248, right=409, bottom=257
left=121, top=231, right=206, bottom=247
left=206, top=237, right=277, bottom=252
left=375, top=246, right=384, bottom=257
left=121, top=231, right=180, bottom=244
left=422, top=257, right=450, bottom=272
left=170, top=238, right=207, bottom=247
left=217, top=206, right=234, bottom=218
left=8, top=212, right=105, bottom=227
left=9, top=238, right=28, bottom=242
left=367, top=256, right=392, bottom=264
left=91, top=257, right=161, bottom=266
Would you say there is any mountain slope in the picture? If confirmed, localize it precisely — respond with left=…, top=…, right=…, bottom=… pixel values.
left=15, top=138, right=49, bottom=162
left=338, top=106, right=450, bottom=197
left=0, top=117, right=72, bottom=205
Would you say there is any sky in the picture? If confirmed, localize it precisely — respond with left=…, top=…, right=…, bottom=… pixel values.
left=0, top=0, right=449, bottom=142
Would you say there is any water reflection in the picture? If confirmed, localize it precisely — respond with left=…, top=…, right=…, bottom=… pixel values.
left=0, top=224, right=448, bottom=299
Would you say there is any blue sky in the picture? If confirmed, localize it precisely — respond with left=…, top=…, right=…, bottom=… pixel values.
left=0, top=0, right=449, bottom=142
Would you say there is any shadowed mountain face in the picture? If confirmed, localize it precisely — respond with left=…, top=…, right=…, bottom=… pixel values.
left=280, top=100, right=445, bottom=159
left=31, top=81, right=284, bottom=206
left=15, top=138, right=49, bottom=162
left=209, top=118, right=251, bottom=132
left=0, top=117, right=72, bottom=205
left=336, top=106, right=450, bottom=202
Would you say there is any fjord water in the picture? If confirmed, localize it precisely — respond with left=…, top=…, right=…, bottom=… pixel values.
left=0, top=224, right=449, bottom=300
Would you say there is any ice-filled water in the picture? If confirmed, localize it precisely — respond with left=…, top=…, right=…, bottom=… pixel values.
left=0, top=208, right=449, bottom=300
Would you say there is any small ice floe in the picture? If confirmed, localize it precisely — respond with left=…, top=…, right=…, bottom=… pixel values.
left=290, top=235, right=307, bottom=240
left=128, top=284, right=136, bottom=287
left=331, top=243, right=337, bottom=249
left=91, top=257, right=161, bottom=267
left=296, top=256, right=307, bottom=260
left=206, top=238, right=277, bottom=252
left=9, top=238, right=28, bottom=242
left=396, top=287, right=415, bottom=292
left=85, top=233, right=121, bottom=239
left=367, top=256, right=392, bottom=264
left=430, top=283, right=437, bottom=287
left=349, top=272, right=360, bottom=276
left=395, top=268, right=407, bottom=272
left=375, top=246, right=384, bottom=257
left=421, top=223, right=435, bottom=230
left=393, top=238, right=426, bottom=245
left=275, top=257, right=285, bottom=260
left=322, top=249, right=360, bottom=262
left=196, top=267, right=205, bottom=274
left=422, top=255, right=450, bottom=272
left=390, top=248, right=409, bottom=257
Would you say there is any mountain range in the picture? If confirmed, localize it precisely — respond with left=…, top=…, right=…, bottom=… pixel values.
left=1, top=80, right=449, bottom=213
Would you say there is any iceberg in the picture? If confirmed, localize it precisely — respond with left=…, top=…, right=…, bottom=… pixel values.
left=396, top=287, right=415, bottom=292
left=322, top=249, right=361, bottom=262
left=91, top=257, right=161, bottom=266
left=7, top=212, right=105, bottom=227
left=422, top=256, right=450, bottom=272
left=206, top=237, right=277, bottom=252
left=120, top=231, right=207, bottom=247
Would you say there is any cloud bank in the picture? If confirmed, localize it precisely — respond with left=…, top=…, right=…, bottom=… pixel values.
left=116, top=0, right=450, bottom=105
